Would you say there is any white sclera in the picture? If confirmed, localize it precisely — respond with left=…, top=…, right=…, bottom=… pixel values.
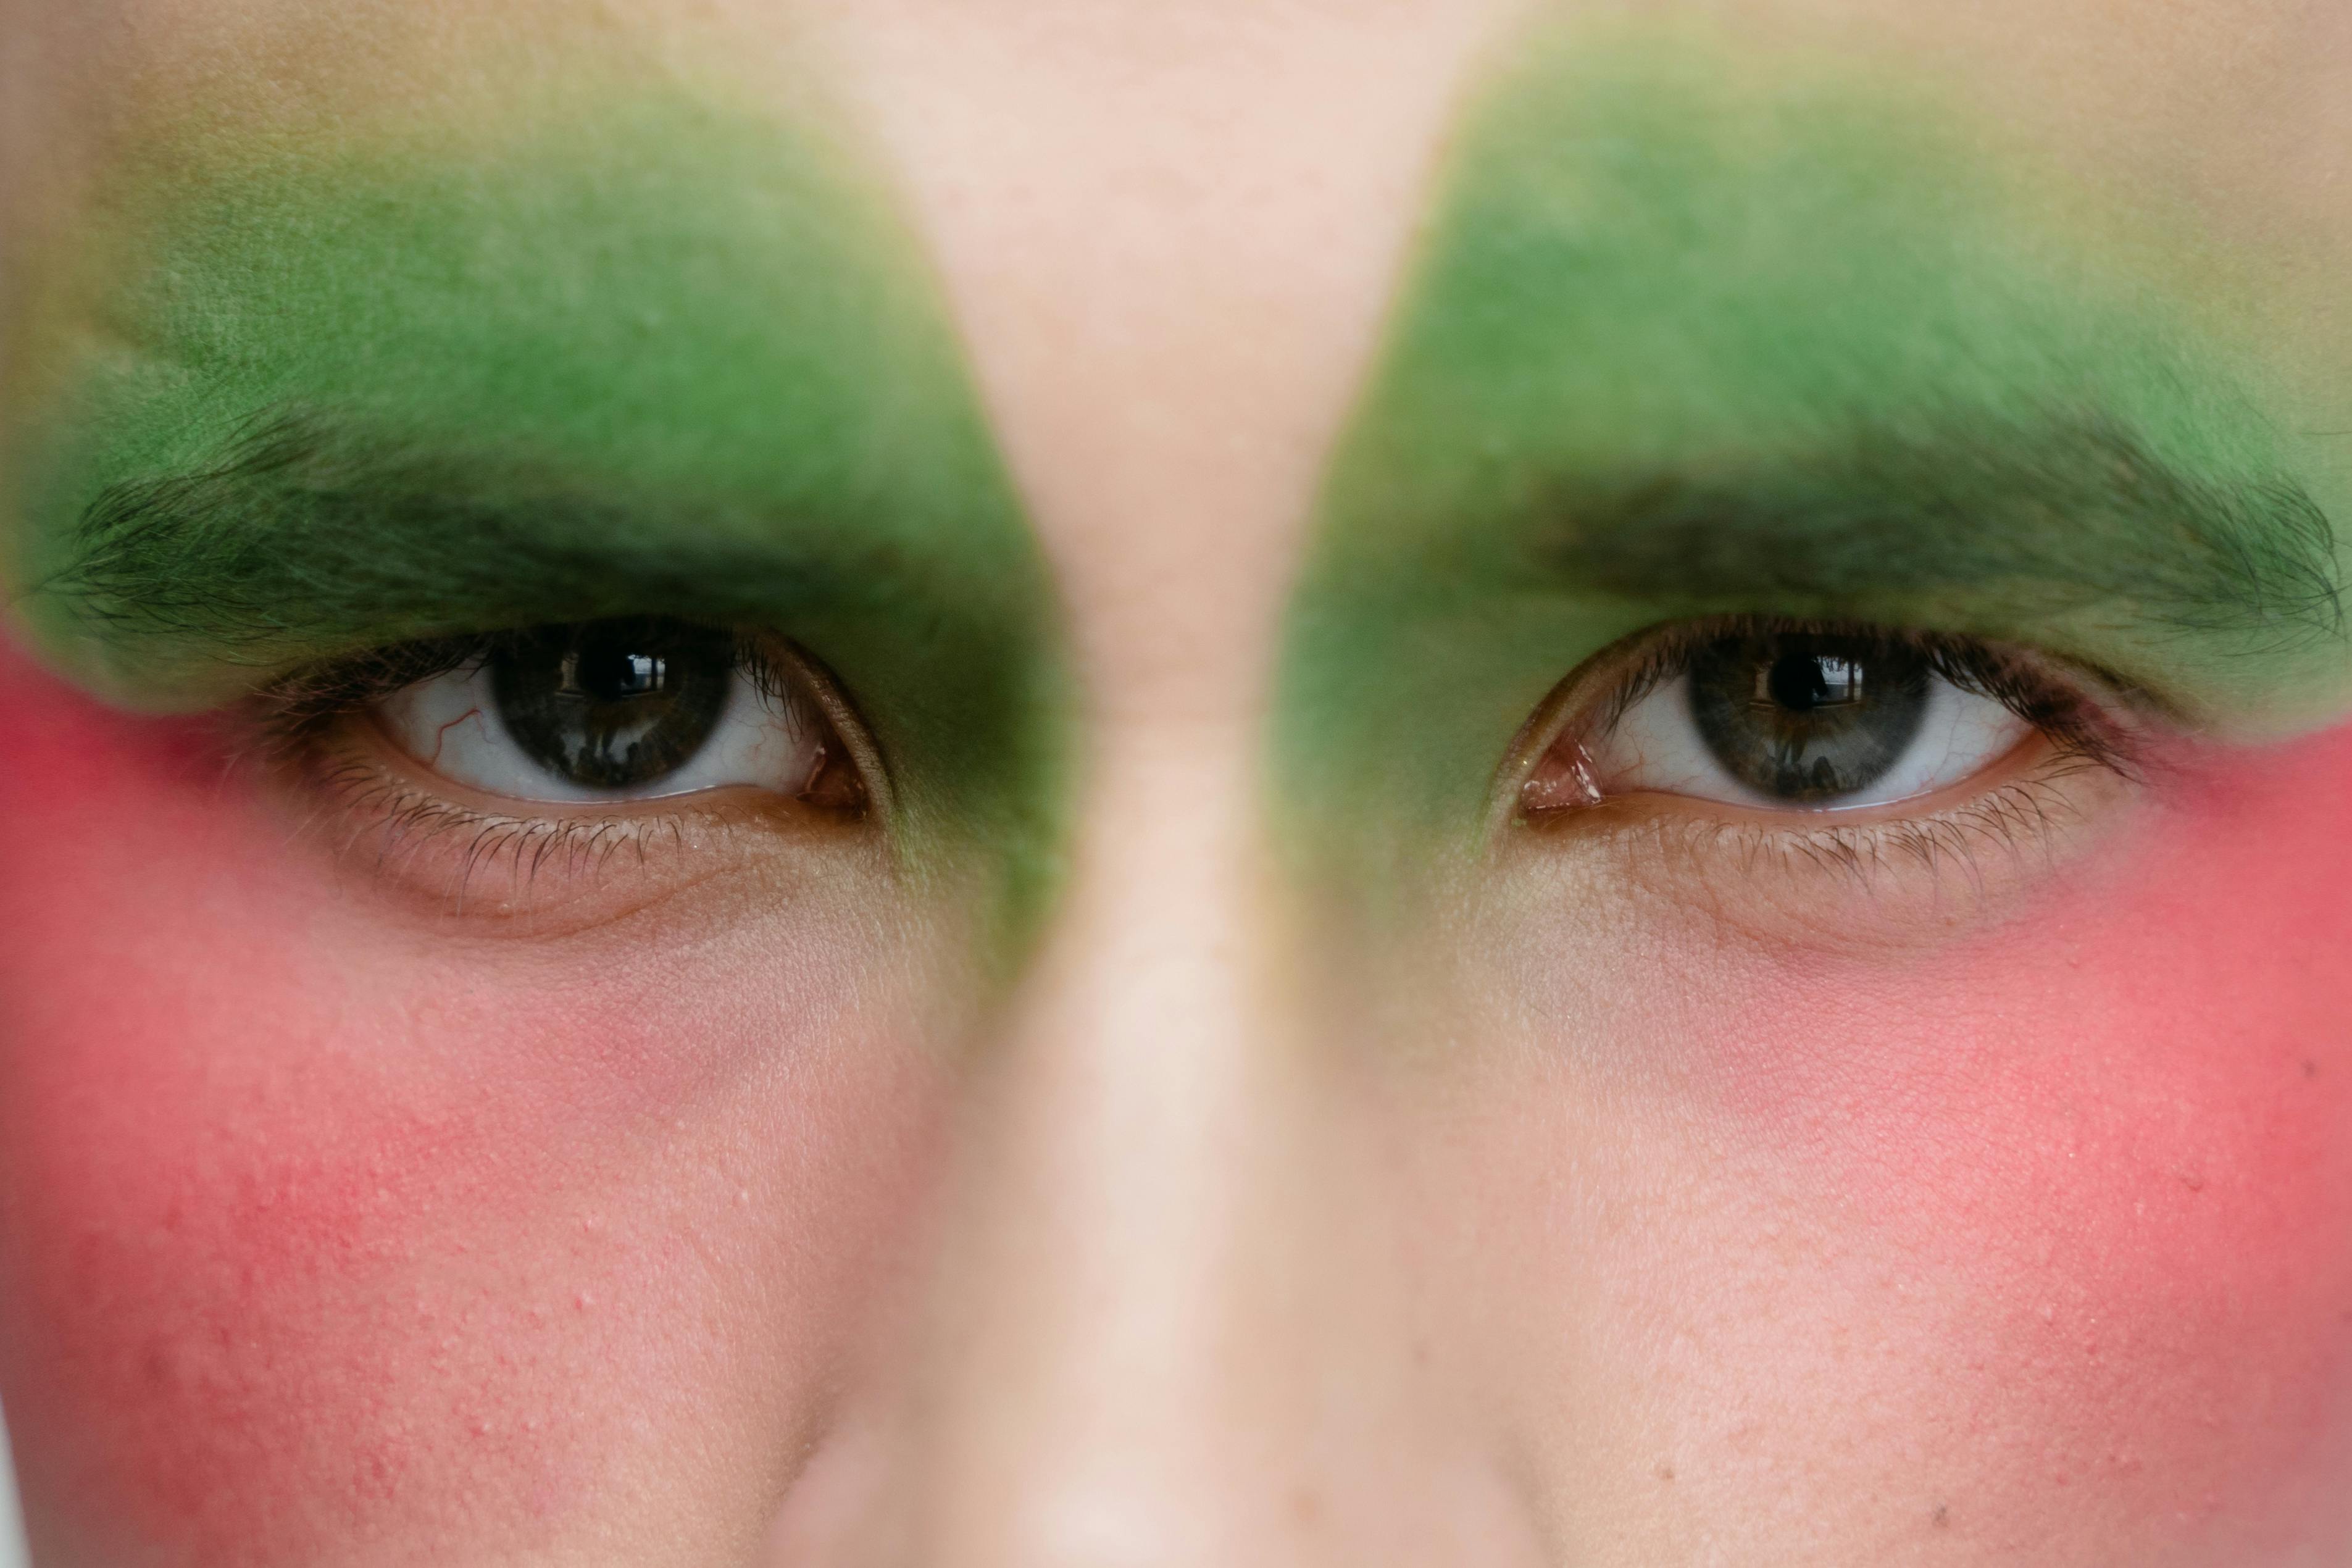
left=374, top=660, right=824, bottom=804
left=1591, top=670, right=2032, bottom=811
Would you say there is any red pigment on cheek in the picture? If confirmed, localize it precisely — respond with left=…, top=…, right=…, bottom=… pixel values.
left=0, top=651, right=941, bottom=1563
left=1697, top=723, right=2352, bottom=1547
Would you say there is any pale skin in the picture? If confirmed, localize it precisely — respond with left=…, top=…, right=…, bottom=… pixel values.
left=3, top=1, right=2352, bottom=1565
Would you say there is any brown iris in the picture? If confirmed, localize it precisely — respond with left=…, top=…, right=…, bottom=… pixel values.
left=1686, top=631, right=1931, bottom=803
left=490, top=619, right=736, bottom=791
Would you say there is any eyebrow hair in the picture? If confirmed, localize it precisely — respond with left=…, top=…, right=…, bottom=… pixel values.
left=19, top=397, right=1072, bottom=941
left=1539, top=408, right=2343, bottom=656
left=31, top=406, right=893, bottom=661
left=0, top=72, right=1050, bottom=685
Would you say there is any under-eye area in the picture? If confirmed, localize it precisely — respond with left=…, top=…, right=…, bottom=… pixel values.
left=1503, top=615, right=2154, bottom=924
left=252, top=617, right=885, bottom=924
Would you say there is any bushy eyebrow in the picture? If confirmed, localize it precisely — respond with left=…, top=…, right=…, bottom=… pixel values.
left=0, top=69, right=1061, bottom=683
left=1538, top=409, right=2343, bottom=656
left=31, top=407, right=891, bottom=663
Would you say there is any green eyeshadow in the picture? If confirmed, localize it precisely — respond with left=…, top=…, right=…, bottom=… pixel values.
left=1273, top=19, right=2349, bottom=882
left=1, top=75, right=1070, bottom=951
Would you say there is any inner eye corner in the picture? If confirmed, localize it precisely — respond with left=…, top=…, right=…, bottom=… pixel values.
left=1495, top=666, right=1623, bottom=834
left=762, top=636, right=893, bottom=825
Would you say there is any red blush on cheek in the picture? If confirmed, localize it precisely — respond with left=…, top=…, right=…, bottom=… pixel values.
left=0, top=649, right=943, bottom=1563
left=1701, top=722, right=2352, bottom=1548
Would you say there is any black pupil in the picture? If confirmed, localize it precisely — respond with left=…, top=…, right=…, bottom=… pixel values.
left=1687, top=633, right=1930, bottom=803
left=1766, top=652, right=1865, bottom=713
left=491, top=619, right=735, bottom=791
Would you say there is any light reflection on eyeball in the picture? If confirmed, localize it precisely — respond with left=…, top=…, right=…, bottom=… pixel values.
left=1578, top=633, right=2033, bottom=812
left=372, top=622, right=826, bottom=804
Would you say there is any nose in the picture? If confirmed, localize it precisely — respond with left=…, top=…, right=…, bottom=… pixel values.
left=765, top=722, right=1549, bottom=1567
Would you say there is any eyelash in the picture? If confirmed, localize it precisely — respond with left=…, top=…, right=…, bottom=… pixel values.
left=1514, top=615, right=2153, bottom=888
left=247, top=628, right=844, bottom=915
left=254, top=626, right=794, bottom=738
left=1583, top=616, right=2140, bottom=777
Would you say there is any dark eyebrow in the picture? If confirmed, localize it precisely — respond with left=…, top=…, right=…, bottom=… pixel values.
left=1541, top=409, right=2343, bottom=656
left=32, top=406, right=893, bottom=660
left=0, top=74, right=1059, bottom=696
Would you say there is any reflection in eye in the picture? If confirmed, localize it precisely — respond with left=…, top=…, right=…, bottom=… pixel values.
left=1522, top=620, right=2129, bottom=818
left=247, top=619, right=874, bottom=914
left=1612, top=630, right=2030, bottom=808
left=370, top=619, right=841, bottom=804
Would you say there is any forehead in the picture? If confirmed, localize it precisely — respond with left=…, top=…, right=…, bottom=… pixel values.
left=9, top=0, right=2349, bottom=370
left=9, top=0, right=2347, bottom=159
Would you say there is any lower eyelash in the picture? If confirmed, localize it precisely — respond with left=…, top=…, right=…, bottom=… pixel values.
left=294, top=744, right=758, bottom=915
left=1585, top=755, right=2121, bottom=907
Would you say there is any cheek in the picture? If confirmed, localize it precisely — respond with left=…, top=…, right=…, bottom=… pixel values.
left=1656, top=725, right=2352, bottom=1546
left=0, top=656, right=942, bottom=1564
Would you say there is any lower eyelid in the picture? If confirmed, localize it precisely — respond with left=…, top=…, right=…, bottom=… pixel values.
left=1512, top=743, right=2144, bottom=953
left=243, top=662, right=879, bottom=932
left=280, top=722, right=861, bottom=931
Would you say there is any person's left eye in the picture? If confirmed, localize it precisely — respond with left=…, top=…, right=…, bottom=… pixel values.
left=1517, top=619, right=2137, bottom=820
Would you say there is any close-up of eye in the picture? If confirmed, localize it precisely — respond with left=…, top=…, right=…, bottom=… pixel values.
left=1517, top=620, right=2132, bottom=822
left=368, top=618, right=850, bottom=806
left=240, top=616, right=879, bottom=914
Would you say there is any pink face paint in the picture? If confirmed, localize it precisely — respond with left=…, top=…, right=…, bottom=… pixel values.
left=0, top=644, right=946, bottom=1563
left=1638, top=723, right=2352, bottom=1551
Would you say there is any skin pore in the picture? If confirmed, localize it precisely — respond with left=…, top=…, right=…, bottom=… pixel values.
left=0, top=1, right=2350, bottom=1565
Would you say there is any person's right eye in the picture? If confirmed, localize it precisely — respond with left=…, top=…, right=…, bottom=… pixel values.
left=373, top=619, right=836, bottom=804
left=256, top=617, right=880, bottom=920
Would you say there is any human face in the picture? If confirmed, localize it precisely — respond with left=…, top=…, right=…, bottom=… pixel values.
left=1, top=1, right=2349, bottom=1564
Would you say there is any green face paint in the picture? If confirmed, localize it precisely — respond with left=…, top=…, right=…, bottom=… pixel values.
left=1274, top=19, right=2350, bottom=882
left=2, top=69, right=1069, bottom=950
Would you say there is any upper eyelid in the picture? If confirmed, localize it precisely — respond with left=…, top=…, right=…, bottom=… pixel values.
left=1516, top=617, right=2150, bottom=798
left=1594, top=618, right=2146, bottom=719
left=262, top=622, right=775, bottom=724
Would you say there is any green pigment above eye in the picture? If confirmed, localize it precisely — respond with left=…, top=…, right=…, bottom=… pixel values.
left=1274, top=16, right=2350, bottom=881
left=0, top=65, right=1071, bottom=953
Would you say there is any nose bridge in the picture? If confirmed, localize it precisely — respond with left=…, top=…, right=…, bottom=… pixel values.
left=920, top=719, right=1338, bottom=1558
left=773, top=719, right=1550, bottom=1568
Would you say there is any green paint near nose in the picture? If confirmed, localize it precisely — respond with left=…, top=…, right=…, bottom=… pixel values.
left=2, top=70, right=1072, bottom=957
left=1274, top=18, right=2349, bottom=889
